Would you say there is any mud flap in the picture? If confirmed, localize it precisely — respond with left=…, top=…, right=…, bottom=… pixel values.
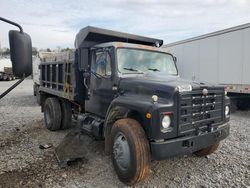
left=55, top=128, right=88, bottom=168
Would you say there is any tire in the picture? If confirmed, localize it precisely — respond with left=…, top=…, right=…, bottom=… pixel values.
left=230, top=99, right=237, bottom=113
left=237, top=100, right=250, bottom=111
left=36, top=91, right=41, bottom=105
left=44, top=97, right=62, bottom=131
left=60, top=99, right=72, bottom=129
left=194, top=143, right=220, bottom=156
left=110, top=118, right=150, bottom=185
left=33, top=84, right=37, bottom=96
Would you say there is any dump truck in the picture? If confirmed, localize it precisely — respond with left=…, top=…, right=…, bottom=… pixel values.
left=0, top=16, right=231, bottom=185
left=164, top=23, right=250, bottom=110
left=35, top=26, right=230, bottom=185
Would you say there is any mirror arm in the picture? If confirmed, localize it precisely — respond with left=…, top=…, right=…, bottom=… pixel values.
left=0, top=17, right=23, bottom=33
left=0, top=76, right=26, bottom=99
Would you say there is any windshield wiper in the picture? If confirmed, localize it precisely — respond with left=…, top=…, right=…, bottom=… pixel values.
left=123, top=67, right=144, bottom=74
left=123, top=67, right=139, bottom=72
left=148, top=68, right=160, bottom=72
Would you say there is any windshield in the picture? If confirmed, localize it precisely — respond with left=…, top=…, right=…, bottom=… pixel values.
left=117, top=48, right=177, bottom=75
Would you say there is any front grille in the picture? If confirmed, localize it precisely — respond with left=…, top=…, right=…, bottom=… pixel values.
left=179, top=89, right=224, bottom=135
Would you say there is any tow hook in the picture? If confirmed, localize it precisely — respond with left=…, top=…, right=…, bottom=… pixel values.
left=214, top=130, right=222, bottom=138
left=182, top=140, right=194, bottom=148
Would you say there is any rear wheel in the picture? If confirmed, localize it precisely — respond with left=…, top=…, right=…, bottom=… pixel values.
left=60, top=99, right=72, bottom=129
left=36, top=91, right=41, bottom=105
left=237, top=99, right=250, bottom=111
left=110, top=118, right=150, bottom=185
left=33, top=84, right=37, bottom=96
left=194, top=143, right=220, bottom=156
left=230, top=99, right=237, bottom=113
left=44, top=97, right=62, bottom=131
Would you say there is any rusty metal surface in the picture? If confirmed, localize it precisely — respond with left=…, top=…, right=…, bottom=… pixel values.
left=94, top=41, right=169, bottom=53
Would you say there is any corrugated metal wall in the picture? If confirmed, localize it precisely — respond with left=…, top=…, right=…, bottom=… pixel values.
left=165, top=26, right=250, bottom=85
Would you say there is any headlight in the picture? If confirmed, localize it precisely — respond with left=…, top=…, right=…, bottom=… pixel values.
left=161, top=115, right=171, bottom=132
left=177, top=84, right=192, bottom=92
left=224, top=90, right=227, bottom=96
left=225, top=106, right=230, bottom=117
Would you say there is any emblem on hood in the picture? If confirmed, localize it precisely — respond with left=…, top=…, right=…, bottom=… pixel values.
left=202, top=88, right=208, bottom=95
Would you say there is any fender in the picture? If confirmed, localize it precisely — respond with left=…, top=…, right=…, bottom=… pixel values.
left=103, top=94, right=154, bottom=154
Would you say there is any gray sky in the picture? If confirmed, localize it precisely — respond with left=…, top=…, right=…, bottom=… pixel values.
left=0, top=0, right=250, bottom=49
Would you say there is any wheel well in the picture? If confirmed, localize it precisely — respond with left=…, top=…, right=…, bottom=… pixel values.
left=104, top=106, right=145, bottom=155
left=126, top=110, right=144, bottom=127
left=41, top=93, right=80, bottom=115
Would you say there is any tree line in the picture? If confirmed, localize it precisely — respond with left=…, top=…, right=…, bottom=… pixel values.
left=0, top=47, right=73, bottom=56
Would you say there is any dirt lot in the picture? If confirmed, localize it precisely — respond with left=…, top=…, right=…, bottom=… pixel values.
left=0, top=79, right=249, bottom=187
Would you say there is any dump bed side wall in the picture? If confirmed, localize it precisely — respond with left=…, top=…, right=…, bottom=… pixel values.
left=39, top=51, right=85, bottom=105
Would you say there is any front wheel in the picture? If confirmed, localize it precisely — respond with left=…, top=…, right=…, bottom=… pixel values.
left=110, top=118, right=150, bottom=185
left=194, top=143, right=220, bottom=156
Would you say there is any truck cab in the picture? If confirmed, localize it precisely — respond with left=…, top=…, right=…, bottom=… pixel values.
left=38, top=26, right=230, bottom=185
left=85, top=40, right=230, bottom=154
left=85, top=42, right=178, bottom=116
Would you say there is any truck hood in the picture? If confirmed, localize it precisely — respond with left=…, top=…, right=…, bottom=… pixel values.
left=119, top=72, right=222, bottom=99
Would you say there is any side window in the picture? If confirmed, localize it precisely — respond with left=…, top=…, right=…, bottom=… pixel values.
left=94, top=51, right=111, bottom=77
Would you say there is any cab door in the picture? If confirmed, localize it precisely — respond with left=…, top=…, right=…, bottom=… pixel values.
left=85, top=49, right=116, bottom=117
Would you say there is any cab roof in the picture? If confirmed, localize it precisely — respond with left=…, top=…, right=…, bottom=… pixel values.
left=93, top=42, right=169, bottom=53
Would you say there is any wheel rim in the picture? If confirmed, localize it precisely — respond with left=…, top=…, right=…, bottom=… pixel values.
left=113, top=132, right=131, bottom=171
left=45, top=105, right=52, bottom=126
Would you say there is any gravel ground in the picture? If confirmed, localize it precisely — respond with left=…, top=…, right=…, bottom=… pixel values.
left=0, top=79, right=249, bottom=188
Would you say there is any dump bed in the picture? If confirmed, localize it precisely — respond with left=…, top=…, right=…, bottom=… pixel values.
left=39, top=51, right=84, bottom=103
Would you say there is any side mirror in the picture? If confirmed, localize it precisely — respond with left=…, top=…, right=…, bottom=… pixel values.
left=9, top=30, right=32, bottom=77
left=78, top=48, right=89, bottom=71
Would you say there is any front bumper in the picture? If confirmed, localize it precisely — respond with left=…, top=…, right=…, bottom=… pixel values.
left=150, top=123, right=230, bottom=160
